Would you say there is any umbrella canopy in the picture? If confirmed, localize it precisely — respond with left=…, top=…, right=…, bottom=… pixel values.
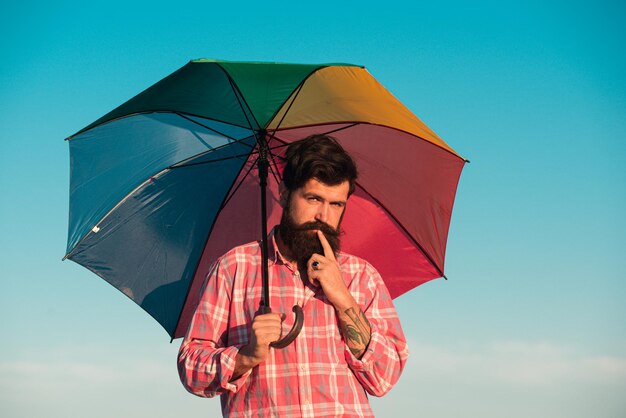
left=65, top=59, right=466, bottom=339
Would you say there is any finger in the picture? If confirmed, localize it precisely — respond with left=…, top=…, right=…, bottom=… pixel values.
left=307, top=252, right=327, bottom=271
left=267, top=312, right=284, bottom=323
left=257, top=323, right=283, bottom=335
left=257, top=326, right=283, bottom=344
left=253, top=317, right=284, bottom=334
left=308, top=254, right=322, bottom=270
left=307, top=268, right=320, bottom=285
left=255, top=313, right=283, bottom=325
left=317, top=230, right=336, bottom=261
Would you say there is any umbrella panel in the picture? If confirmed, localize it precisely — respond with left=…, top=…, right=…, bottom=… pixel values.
left=79, top=61, right=260, bottom=135
left=69, top=135, right=257, bottom=336
left=67, top=113, right=254, bottom=254
left=275, top=124, right=465, bottom=272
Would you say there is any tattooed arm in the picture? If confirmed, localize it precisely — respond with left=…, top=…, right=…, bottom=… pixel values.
left=307, top=231, right=408, bottom=396
left=306, top=231, right=372, bottom=358
left=337, top=305, right=371, bottom=358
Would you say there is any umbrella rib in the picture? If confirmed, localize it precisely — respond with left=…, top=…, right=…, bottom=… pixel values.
left=260, top=80, right=318, bottom=186
left=262, top=65, right=328, bottom=132
left=267, top=153, right=281, bottom=185
left=170, top=152, right=256, bottom=169
left=266, top=123, right=360, bottom=154
left=170, top=133, right=257, bottom=169
left=265, top=138, right=284, bottom=186
left=354, top=182, right=446, bottom=278
left=319, top=122, right=361, bottom=136
left=273, top=121, right=467, bottom=161
left=282, top=123, right=363, bottom=138
left=66, top=110, right=256, bottom=141
left=63, top=167, right=171, bottom=260
left=267, top=82, right=305, bottom=134
left=222, top=72, right=269, bottom=186
left=174, top=112, right=249, bottom=142
left=219, top=154, right=260, bottom=210
left=225, top=73, right=259, bottom=132
left=265, top=130, right=345, bottom=185
left=170, top=152, right=260, bottom=340
left=264, top=83, right=307, bottom=186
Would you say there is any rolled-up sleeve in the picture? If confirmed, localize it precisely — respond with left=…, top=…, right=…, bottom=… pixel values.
left=177, top=258, right=251, bottom=397
left=344, top=263, right=410, bottom=397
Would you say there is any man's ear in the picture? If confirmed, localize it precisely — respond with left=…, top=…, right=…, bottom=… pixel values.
left=278, top=182, right=288, bottom=208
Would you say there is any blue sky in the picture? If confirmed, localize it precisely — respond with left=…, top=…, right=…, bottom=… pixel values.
left=1, top=1, right=625, bottom=417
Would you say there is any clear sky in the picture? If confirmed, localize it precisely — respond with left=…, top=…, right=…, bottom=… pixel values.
left=1, top=1, right=625, bottom=417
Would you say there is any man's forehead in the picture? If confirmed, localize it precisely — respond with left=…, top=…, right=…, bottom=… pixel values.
left=299, top=178, right=350, bottom=200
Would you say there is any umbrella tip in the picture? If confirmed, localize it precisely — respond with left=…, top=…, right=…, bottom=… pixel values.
left=443, top=274, right=449, bottom=280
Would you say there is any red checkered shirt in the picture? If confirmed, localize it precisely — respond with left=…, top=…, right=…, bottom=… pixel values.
left=178, top=230, right=409, bottom=417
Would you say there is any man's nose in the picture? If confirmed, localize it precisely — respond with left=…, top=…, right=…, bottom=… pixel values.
left=315, top=203, right=329, bottom=223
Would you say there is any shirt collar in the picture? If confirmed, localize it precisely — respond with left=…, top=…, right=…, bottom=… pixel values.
left=268, top=226, right=297, bottom=271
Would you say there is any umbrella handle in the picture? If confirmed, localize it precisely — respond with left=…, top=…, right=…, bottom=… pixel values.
left=259, top=305, right=304, bottom=349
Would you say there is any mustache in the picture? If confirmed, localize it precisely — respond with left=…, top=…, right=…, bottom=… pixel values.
left=290, top=221, right=341, bottom=238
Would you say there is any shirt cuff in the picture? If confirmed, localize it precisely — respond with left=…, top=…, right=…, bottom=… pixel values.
left=344, top=325, right=385, bottom=372
left=220, top=345, right=253, bottom=393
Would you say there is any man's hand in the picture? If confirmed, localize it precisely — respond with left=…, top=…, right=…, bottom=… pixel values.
left=307, top=230, right=353, bottom=310
left=232, top=312, right=283, bottom=380
left=308, top=230, right=372, bottom=358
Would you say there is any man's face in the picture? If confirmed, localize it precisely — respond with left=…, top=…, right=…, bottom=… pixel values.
left=278, top=178, right=350, bottom=264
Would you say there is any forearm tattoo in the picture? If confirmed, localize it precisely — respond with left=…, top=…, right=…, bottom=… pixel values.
left=340, top=307, right=371, bottom=358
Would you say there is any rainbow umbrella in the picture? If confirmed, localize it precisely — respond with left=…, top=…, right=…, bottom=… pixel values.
left=64, top=59, right=466, bottom=341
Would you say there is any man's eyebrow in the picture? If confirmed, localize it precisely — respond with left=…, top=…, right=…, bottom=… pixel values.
left=302, top=192, right=346, bottom=204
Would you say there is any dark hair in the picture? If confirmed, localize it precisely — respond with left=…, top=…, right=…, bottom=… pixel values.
left=282, top=134, right=358, bottom=195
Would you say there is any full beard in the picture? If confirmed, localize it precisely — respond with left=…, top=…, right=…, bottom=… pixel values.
left=277, top=209, right=342, bottom=266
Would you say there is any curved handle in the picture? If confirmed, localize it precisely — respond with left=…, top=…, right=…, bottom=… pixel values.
left=270, top=305, right=304, bottom=349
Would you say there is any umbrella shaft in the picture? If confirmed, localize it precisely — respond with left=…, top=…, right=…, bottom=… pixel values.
left=258, top=131, right=271, bottom=309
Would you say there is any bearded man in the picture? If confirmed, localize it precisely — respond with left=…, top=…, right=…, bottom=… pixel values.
left=178, top=134, right=408, bottom=417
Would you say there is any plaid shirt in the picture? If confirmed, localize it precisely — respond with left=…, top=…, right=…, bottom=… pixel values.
left=178, top=230, right=409, bottom=417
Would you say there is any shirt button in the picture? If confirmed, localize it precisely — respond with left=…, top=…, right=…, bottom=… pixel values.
left=300, top=365, right=306, bottom=371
